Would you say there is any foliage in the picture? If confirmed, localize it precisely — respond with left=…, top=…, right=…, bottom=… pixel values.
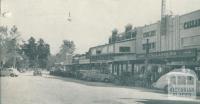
left=0, top=25, right=21, bottom=68
left=55, top=40, right=75, bottom=64
left=21, top=37, right=50, bottom=68
left=1, top=25, right=75, bottom=69
left=1, top=25, right=51, bottom=69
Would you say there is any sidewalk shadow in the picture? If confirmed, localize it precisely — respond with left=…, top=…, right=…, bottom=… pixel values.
left=43, top=75, right=200, bottom=100
left=43, top=75, right=165, bottom=94
left=44, top=75, right=116, bottom=87
left=136, top=99, right=200, bottom=104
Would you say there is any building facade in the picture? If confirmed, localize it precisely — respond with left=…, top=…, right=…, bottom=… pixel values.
left=70, top=10, right=200, bottom=86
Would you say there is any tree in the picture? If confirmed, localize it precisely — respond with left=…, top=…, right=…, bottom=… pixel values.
left=1, top=26, right=51, bottom=69
left=21, top=37, right=50, bottom=68
left=23, top=37, right=37, bottom=67
left=46, top=55, right=57, bottom=70
left=0, top=27, right=7, bottom=64
left=60, top=40, right=75, bottom=54
left=37, top=38, right=50, bottom=68
left=0, top=25, right=21, bottom=68
left=0, top=26, right=8, bottom=68
left=55, top=40, right=75, bottom=64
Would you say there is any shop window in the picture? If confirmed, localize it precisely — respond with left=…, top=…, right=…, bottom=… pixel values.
left=143, top=44, right=146, bottom=50
left=131, top=31, right=137, bottom=38
left=143, top=30, right=156, bottom=37
left=142, top=42, right=156, bottom=50
left=150, top=31, right=156, bottom=36
left=182, top=35, right=200, bottom=47
left=143, top=32, right=149, bottom=37
left=152, top=43, right=156, bottom=48
left=119, top=47, right=130, bottom=52
left=96, top=50, right=101, bottom=54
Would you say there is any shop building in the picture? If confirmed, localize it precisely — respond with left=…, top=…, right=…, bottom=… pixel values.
left=69, top=10, right=200, bottom=86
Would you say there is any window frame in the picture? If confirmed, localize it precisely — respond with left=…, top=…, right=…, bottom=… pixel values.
left=119, top=47, right=131, bottom=52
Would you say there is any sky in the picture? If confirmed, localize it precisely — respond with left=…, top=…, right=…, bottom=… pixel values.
left=1, top=0, right=200, bottom=55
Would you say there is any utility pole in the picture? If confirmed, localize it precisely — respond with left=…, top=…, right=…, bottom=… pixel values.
left=145, top=39, right=150, bottom=71
left=161, top=0, right=167, bottom=36
left=161, top=0, right=166, bottom=18
left=144, top=39, right=150, bottom=87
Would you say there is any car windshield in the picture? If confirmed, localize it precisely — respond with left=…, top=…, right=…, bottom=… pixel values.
left=8, top=69, right=13, bottom=71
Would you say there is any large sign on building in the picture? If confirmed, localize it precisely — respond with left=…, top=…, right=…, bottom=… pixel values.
left=136, top=48, right=197, bottom=59
left=184, top=18, right=200, bottom=29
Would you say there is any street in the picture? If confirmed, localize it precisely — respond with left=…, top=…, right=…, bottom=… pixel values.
left=1, top=72, right=200, bottom=104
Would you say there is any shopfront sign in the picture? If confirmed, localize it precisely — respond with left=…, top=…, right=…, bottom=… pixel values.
left=137, top=48, right=197, bottom=59
left=184, top=19, right=200, bottom=29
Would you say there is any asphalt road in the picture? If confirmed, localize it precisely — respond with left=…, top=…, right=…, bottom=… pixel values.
left=1, top=72, right=200, bottom=104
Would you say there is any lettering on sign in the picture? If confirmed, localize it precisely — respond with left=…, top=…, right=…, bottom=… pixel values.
left=184, top=19, right=200, bottom=29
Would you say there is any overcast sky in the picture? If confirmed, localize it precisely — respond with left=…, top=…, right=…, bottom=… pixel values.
left=1, top=0, right=200, bottom=54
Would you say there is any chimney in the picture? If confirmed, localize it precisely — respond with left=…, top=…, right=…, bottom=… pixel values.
left=110, top=28, right=118, bottom=43
left=125, top=24, right=132, bottom=32
left=112, top=28, right=118, bottom=36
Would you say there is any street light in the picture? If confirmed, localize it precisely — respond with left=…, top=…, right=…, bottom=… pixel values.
left=0, top=0, right=12, bottom=25
left=0, top=0, right=12, bottom=18
left=2, top=11, right=12, bottom=17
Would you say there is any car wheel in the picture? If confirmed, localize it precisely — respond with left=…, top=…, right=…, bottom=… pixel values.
left=164, top=85, right=169, bottom=93
left=104, top=78, right=109, bottom=83
left=10, top=73, right=14, bottom=77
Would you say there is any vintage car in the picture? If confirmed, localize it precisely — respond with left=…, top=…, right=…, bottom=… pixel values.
left=80, top=70, right=115, bottom=82
left=0, top=68, right=19, bottom=77
left=33, top=70, right=42, bottom=76
left=152, top=68, right=200, bottom=95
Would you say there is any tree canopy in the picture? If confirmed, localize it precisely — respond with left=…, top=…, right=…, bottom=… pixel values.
left=21, top=37, right=50, bottom=68
left=0, top=25, right=51, bottom=69
left=0, top=26, right=21, bottom=68
left=53, top=40, right=75, bottom=65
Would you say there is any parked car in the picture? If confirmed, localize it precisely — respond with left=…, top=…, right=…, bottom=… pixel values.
left=80, top=70, right=115, bottom=82
left=33, top=70, right=42, bottom=76
left=50, top=69, right=69, bottom=77
left=19, top=68, right=26, bottom=73
left=152, top=68, right=200, bottom=95
left=0, top=68, right=19, bottom=77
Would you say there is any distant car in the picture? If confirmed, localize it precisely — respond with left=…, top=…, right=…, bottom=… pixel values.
left=152, top=68, right=199, bottom=94
left=33, top=70, right=42, bottom=76
left=19, top=69, right=26, bottom=73
left=0, top=68, right=19, bottom=77
left=81, top=70, right=115, bottom=82
left=50, top=69, right=63, bottom=76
